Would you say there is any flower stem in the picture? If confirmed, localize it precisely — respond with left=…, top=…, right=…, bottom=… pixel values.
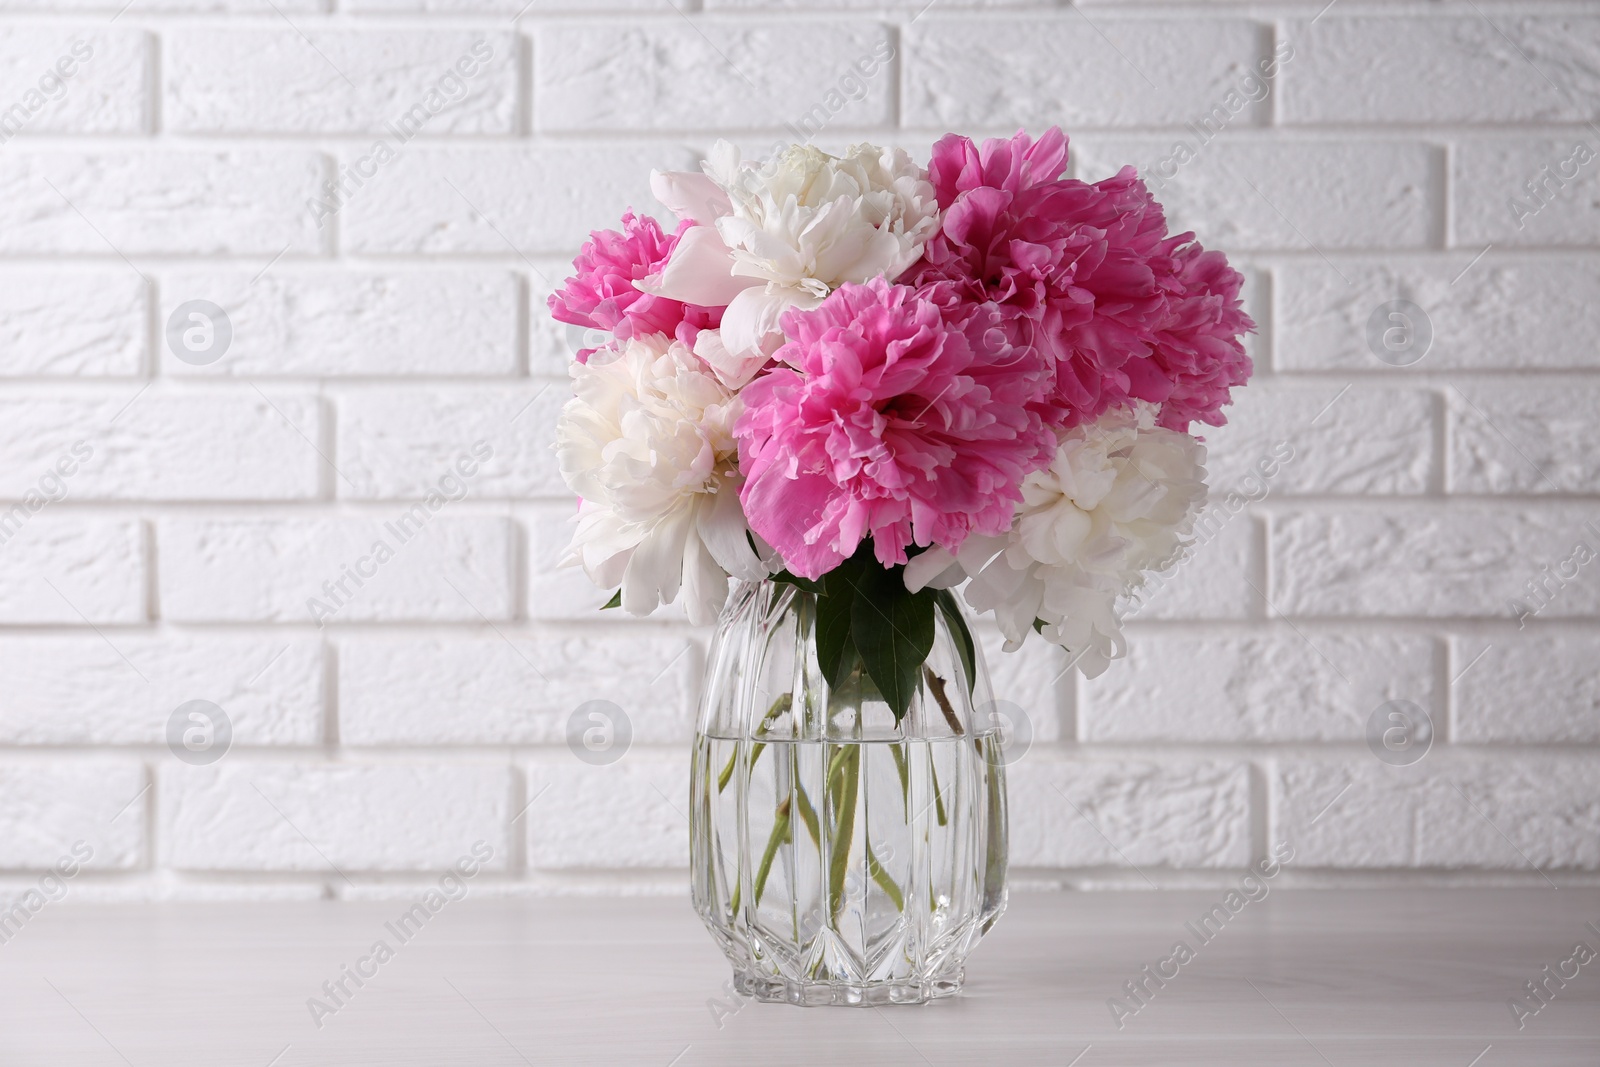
left=793, top=782, right=821, bottom=847
left=752, top=795, right=792, bottom=906
left=890, top=741, right=909, bottom=800
left=718, top=693, right=792, bottom=793
left=923, top=666, right=963, bottom=736
left=929, top=746, right=948, bottom=827
left=866, top=841, right=904, bottom=911
left=827, top=743, right=861, bottom=924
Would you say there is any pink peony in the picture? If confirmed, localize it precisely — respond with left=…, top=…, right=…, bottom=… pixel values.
left=1146, top=241, right=1254, bottom=431
left=548, top=211, right=723, bottom=361
left=925, top=125, right=1069, bottom=207
left=905, top=129, right=1252, bottom=432
left=736, top=277, right=1055, bottom=579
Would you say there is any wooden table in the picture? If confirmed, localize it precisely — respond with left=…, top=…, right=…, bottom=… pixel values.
left=2, top=890, right=1596, bottom=1065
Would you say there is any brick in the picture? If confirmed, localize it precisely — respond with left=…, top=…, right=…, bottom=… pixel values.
left=1125, top=511, right=1256, bottom=621
left=978, top=627, right=1064, bottom=745
left=1075, top=138, right=1438, bottom=251
left=160, top=762, right=511, bottom=872
left=0, top=28, right=147, bottom=136
left=341, top=144, right=697, bottom=256
left=0, top=270, right=144, bottom=376
left=165, top=30, right=516, bottom=135
left=160, top=269, right=518, bottom=378
left=1281, top=17, right=1600, bottom=125
left=0, top=517, right=143, bottom=623
left=336, top=386, right=565, bottom=500
left=1201, top=383, right=1434, bottom=495
left=0, top=392, right=320, bottom=501
left=1272, top=759, right=1417, bottom=869
left=156, top=516, right=514, bottom=623
left=1081, top=631, right=1436, bottom=742
left=537, top=22, right=892, bottom=132
left=1272, top=505, right=1600, bottom=618
left=1275, top=255, right=1600, bottom=371
left=0, top=762, right=144, bottom=870
left=1454, top=635, right=1600, bottom=744
left=1449, top=382, right=1600, bottom=494
left=908, top=17, right=1267, bottom=130
left=0, top=637, right=320, bottom=746
left=525, top=754, right=686, bottom=869
left=339, top=633, right=698, bottom=745
left=1273, top=755, right=1600, bottom=870
left=1454, top=136, right=1600, bottom=247
left=1008, top=760, right=1251, bottom=868
left=0, top=151, right=324, bottom=255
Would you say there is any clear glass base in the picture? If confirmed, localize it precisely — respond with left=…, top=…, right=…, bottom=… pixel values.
left=732, top=969, right=963, bottom=1006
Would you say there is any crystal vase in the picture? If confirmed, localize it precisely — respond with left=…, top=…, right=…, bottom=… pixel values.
left=690, top=578, right=1009, bottom=1006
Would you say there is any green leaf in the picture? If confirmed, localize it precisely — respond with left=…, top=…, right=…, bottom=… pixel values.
left=934, top=589, right=977, bottom=696
left=600, top=589, right=622, bottom=610
left=812, top=540, right=875, bottom=690
left=770, top=569, right=823, bottom=594
left=849, top=564, right=936, bottom=722
left=814, top=575, right=856, bottom=690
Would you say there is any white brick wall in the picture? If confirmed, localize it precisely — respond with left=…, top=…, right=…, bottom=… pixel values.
left=164, top=29, right=519, bottom=134
left=2, top=0, right=1596, bottom=898
left=159, top=269, right=521, bottom=377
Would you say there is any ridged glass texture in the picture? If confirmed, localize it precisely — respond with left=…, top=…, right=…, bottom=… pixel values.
left=690, top=580, right=1008, bottom=1006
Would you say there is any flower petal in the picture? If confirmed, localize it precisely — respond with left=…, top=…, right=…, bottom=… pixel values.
left=697, top=479, right=771, bottom=583
left=693, top=329, right=770, bottom=390
left=639, top=225, right=760, bottom=308
left=903, top=547, right=962, bottom=593
left=680, top=526, right=731, bottom=626
left=620, top=507, right=689, bottom=615
left=650, top=168, right=732, bottom=225
left=720, top=285, right=819, bottom=360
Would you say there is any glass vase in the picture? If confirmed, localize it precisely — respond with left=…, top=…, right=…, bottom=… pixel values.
left=690, top=579, right=1009, bottom=1006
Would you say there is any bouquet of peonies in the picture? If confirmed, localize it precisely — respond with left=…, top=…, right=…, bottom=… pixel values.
left=551, top=128, right=1252, bottom=718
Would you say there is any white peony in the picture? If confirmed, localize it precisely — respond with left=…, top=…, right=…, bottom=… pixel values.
left=643, top=139, right=940, bottom=377
left=906, top=403, right=1207, bottom=678
left=555, top=334, right=771, bottom=625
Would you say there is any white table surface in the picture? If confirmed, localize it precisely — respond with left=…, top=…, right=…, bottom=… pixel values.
left=2, top=890, right=1597, bottom=1066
